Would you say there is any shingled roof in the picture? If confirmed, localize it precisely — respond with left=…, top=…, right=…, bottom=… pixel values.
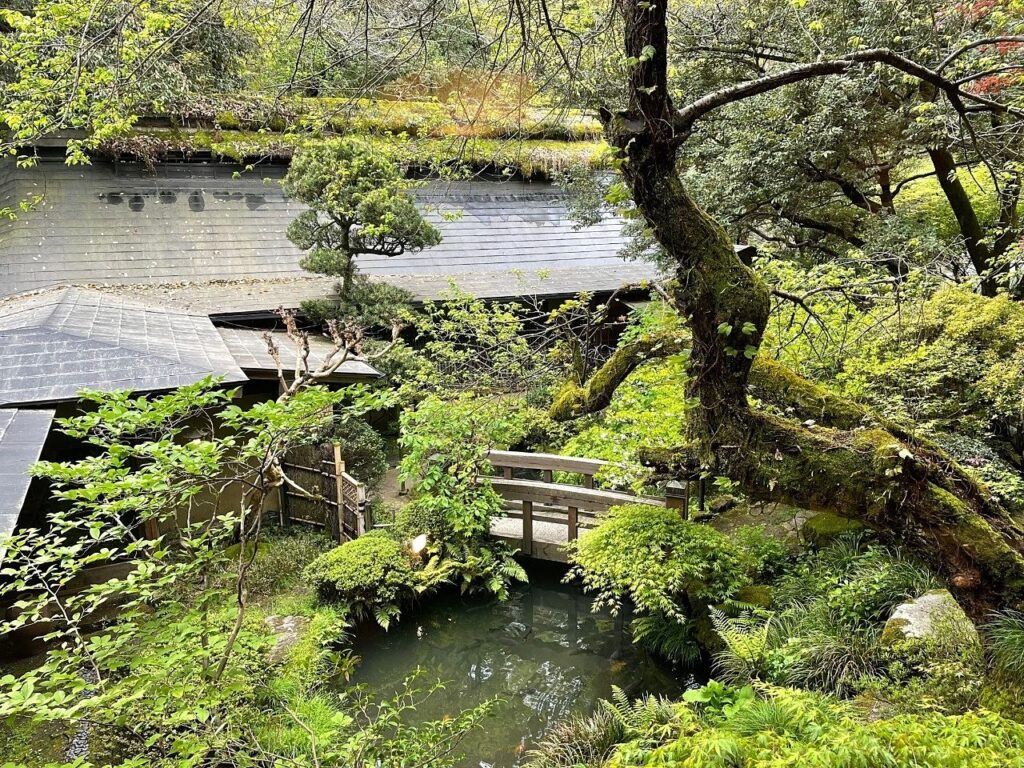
left=217, top=327, right=382, bottom=381
left=0, top=408, right=54, bottom=557
left=0, top=287, right=247, bottom=406
left=0, top=159, right=659, bottom=311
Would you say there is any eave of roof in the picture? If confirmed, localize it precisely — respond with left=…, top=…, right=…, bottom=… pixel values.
left=0, top=408, right=54, bottom=559
left=217, top=327, right=382, bottom=380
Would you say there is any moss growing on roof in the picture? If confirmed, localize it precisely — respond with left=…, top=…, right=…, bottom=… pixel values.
left=161, top=95, right=604, bottom=142
left=100, top=127, right=614, bottom=176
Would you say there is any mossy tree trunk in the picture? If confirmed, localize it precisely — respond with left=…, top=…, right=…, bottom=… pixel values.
left=597, top=0, right=1024, bottom=617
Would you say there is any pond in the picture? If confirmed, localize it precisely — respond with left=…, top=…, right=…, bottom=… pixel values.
left=347, top=562, right=705, bottom=768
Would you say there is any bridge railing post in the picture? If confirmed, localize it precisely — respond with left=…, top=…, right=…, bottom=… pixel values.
left=521, top=500, right=534, bottom=556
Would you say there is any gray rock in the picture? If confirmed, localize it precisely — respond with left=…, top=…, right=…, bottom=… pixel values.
left=882, top=589, right=978, bottom=647
left=265, top=615, right=311, bottom=666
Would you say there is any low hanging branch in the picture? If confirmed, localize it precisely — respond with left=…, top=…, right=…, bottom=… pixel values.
left=586, top=0, right=1024, bottom=617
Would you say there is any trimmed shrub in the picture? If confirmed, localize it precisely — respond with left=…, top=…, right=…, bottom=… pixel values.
left=303, top=531, right=418, bottom=627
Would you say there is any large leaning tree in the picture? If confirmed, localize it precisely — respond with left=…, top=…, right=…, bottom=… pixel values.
left=558, top=0, right=1024, bottom=618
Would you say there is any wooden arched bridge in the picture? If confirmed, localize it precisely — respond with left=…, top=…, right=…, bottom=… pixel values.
left=485, top=450, right=704, bottom=562
left=278, top=444, right=705, bottom=562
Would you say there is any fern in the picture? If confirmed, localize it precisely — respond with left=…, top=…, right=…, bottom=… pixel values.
left=710, top=608, right=776, bottom=686
left=630, top=613, right=702, bottom=664
left=599, top=686, right=681, bottom=747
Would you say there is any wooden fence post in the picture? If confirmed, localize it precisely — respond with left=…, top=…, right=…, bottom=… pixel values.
left=356, top=483, right=367, bottom=536
left=333, top=443, right=346, bottom=542
left=567, top=506, right=578, bottom=541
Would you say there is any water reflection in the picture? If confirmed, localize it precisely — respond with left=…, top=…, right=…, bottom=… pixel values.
left=346, top=563, right=700, bottom=767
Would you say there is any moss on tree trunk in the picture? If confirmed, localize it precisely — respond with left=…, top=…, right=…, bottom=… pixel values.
left=592, top=0, right=1024, bottom=617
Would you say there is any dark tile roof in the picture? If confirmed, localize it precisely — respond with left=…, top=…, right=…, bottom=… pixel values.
left=217, top=327, right=382, bottom=380
left=1, top=160, right=660, bottom=310
left=0, top=287, right=247, bottom=406
left=0, top=408, right=54, bottom=553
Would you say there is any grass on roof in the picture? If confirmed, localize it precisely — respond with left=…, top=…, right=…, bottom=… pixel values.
left=104, top=127, right=614, bottom=176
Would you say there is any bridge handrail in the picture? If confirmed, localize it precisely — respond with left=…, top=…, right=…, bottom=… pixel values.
left=488, top=477, right=663, bottom=512
left=486, top=449, right=612, bottom=476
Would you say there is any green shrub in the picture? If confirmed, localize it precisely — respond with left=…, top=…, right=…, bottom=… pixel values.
left=733, top=525, right=791, bottom=581
left=612, top=685, right=1024, bottom=767
left=395, top=496, right=451, bottom=542
left=567, top=504, right=747, bottom=621
left=224, top=528, right=335, bottom=601
left=773, top=536, right=936, bottom=623
left=303, top=531, right=419, bottom=627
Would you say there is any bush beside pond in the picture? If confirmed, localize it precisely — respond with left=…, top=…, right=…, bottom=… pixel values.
left=303, top=530, right=420, bottom=628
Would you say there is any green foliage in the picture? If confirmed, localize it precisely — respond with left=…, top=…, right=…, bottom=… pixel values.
left=303, top=531, right=419, bottom=628
left=0, top=1, right=251, bottom=162
left=413, top=287, right=552, bottom=396
left=321, top=417, right=389, bottom=491
left=837, top=287, right=1024, bottom=440
left=283, top=138, right=438, bottom=321
left=526, top=708, right=627, bottom=768
left=567, top=504, right=747, bottom=621
left=561, top=354, right=693, bottom=492
left=252, top=672, right=497, bottom=768
left=399, top=393, right=533, bottom=540
left=711, top=537, right=940, bottom=696
left=608, top=685, right=1024, bottom=768
left=630, top=613, right=702, bottom=665
left=682, top=680, right=756, bottom=721
left=986, top=610, right=1024, bottom=686
left=222, top=527, right=335, bottom=602
left=773, top=536, right=937, bottom=624
left=731, top=526, right=791, bottom=582
left=526, top=687, right=683, bottom=768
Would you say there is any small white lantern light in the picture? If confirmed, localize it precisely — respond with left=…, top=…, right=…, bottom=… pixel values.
left=410, top=533, right=428, bottom=555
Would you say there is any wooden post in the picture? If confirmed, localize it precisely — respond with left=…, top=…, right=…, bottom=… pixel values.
left=503, top=466, right=513, bottom=480
left=542, top=469, right=553, bottom=483
left=665, top=480, right=688, bottom=519
left=522, top=500, right=534, bottom=556
left=697, top=476, right=707, bottom=513
left=567, top=506, right=578, bottom=541
left=356, top=482, right=367, bottom=537
left=333, top=443, right=346, bottom=542
left=583, top=473, right=594, bottom=489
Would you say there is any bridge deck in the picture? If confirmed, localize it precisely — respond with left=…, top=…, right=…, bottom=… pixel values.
left=490, top=513, right=576, bottom=562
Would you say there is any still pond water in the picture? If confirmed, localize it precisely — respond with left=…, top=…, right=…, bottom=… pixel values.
left=347, top=563, right=702, bottom=768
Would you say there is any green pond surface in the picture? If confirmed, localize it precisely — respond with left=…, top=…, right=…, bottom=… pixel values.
left=347, top=563, right=703, bottom=768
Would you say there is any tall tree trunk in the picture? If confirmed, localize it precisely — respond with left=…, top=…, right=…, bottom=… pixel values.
left=928, top=146, right=999, bottom=297
left=599, top=0, right=1024, bottom=617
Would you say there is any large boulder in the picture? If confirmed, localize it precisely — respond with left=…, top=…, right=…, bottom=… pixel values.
left=881, top=589, right=979, bottom=648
